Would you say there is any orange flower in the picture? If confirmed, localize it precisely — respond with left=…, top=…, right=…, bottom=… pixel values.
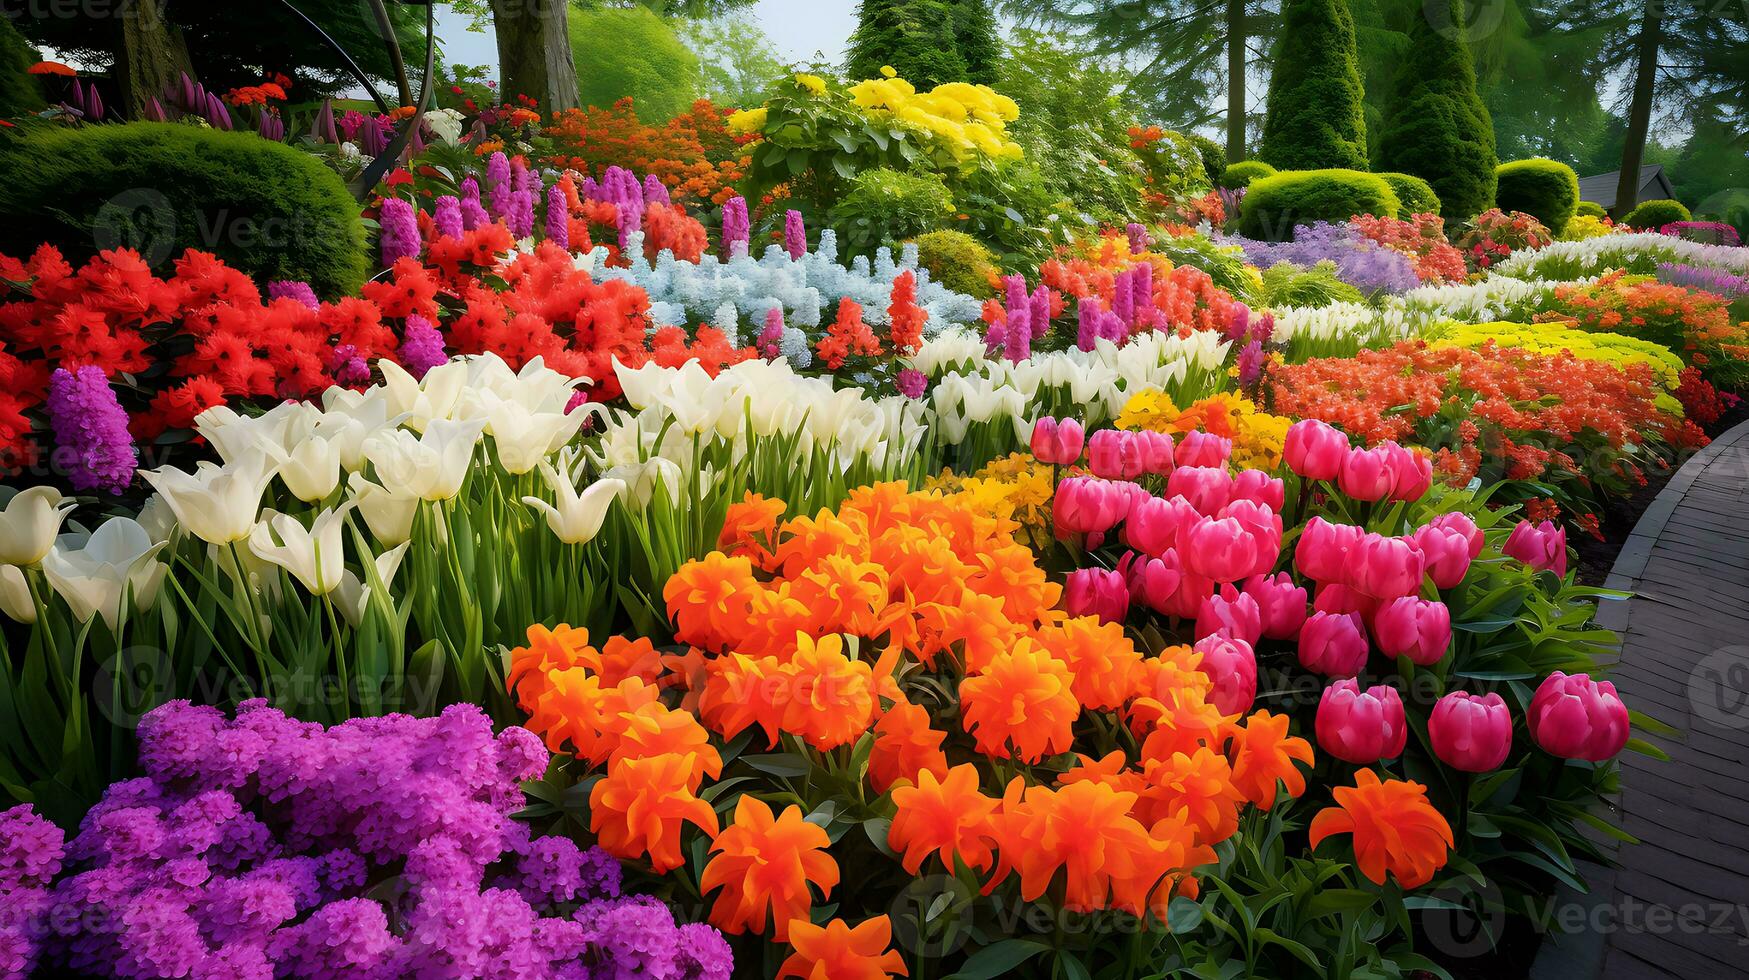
left=719, top=491, right=787, bottom=568
left=590, top=752, right=719, bottom=873
left=1057, top=751, right=1148, bottom=797
left=777, top=632, right=878, bottom=750
left=28, top=61, right=76, bottom=76
left=1033, top=617, right=1142, bottom=710
left=1225, top=710, right=1314, bottom=810
left=700, top=651, right=787, bottom=745
left=522, top=672, right=660, bottom=762
left=959, top=640, right=1079, bottom=763
left=986, top=779, right=1170, bottom=913
left=664, top=551, right=764, bottom=649
left=702, top=796, right=840, bottom=940
left=1137, top=747, right=1246, bottom=845
left=888, top=764, right=998, bottom=874
left=868, top=699, right=948, bottom=793
left=1310, top=769, right=1454, bottom=889
left=506, top=622, right=597, bottom=699
left=777, top=916, right=909, bottom=980
left=610, top=701, right=722, bottom=788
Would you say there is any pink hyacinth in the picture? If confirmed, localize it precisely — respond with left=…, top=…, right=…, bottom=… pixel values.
left=784, top=209, right=807, bottom=259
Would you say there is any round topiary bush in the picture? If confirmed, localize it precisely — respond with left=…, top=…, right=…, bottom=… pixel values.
left=0, top=122, right=367, bottom=296
left=1375, top=172, right=1441, bottom=216
left=1258, top=0, right=1369, bottom=171
left=914, top=229, right=997, bottom=297
left=830, top=168, right=956, bottom=257
left=1574, top=201, right=1606, bottom=219
left=570, top=6, right=700, bottom=120
left=1238, top=169, right=1401, bottom=240
left=1188, top=133, right=1227, bottom=186
left=1623, top=198, right=1691, bottom=229
left=1219, top=160, right=1278, bottom=190
left=0, top=16, right=43, bottom=118
left=1494, top=158, right=1580, bottom=234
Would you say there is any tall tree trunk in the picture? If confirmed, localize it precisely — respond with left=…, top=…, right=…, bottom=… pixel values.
left=366, top=0, right=413, bottom=108
left=1614, top=1, right=1662, bottom=217
left=1225, top=0, right=1246, bottom=162
left=490, top=0, right=579, bottom=112
left=114, top=0, right=194, bottom=118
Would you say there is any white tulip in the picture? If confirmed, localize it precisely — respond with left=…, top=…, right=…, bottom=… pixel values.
left=0, top=487, right=76, bottom=566
left=379, top=360, right=467, bottom=431
left=347, top=472, right=419, bottom=546
left=41, top=519, right=168, bottom=630
left=333, top=540, right=412, bottom=625
left=605, top=458, right=683, bottom=508
left=139, top=451, right=281, bottom=545
left=363, top=417, right=486, bottom=501
left=314, top=389, right=407, bottom=472
left=484, top=394, right=588, bottom=475
left=136, top=494, right=177, bottom=545
left=523, top=462, right=625, bottom=545
left=0, top=565, right=35, bottom=624
left=248, top=504, right=355, bottom=596
left=196, top=402, right=313, bottom=464
left=280, top=438, right=343, bottom=502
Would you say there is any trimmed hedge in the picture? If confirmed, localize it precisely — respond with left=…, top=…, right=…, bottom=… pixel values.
left=1574, top=201, right=1606, bottom=219
left=0, top=16, right=41, bottom=118
left=1373, top=0, right=1496, bottom=220
left=1623, top=198, right=1691, bottom=229
left=1220, top=160, right=1277, bottom=190
left=1495, top=158, right=1579, bottom=234
left=1376, top=172, right=1441, bottom=216
left=1238, top=169, right=1401, bottom=239
left=1188, top=133, right=1227, bottom=185
left=1258, top=0, right=1369, bottom=171
left=914, top=229, right=998, bottom=297
left=0, top=122, right=367, bottom=296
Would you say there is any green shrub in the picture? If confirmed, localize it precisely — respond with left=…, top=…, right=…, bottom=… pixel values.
left=570, top=6, right=700, bottom=120
left=1152, top=235, right=1262, bottom=303
left=1372, top=0, right=1496, bottom=220
left=0, top=122, right=366, bottom=296
left=1238, top=169, right=1401, bottom=239
left=1623, top=198, right=1691, bottom=229
left=1258, top=0, right=1369, bottom=170
left=0, top=16, right=42, bottom=118
left=1375, top=172, right=1441, bottom=216
left=1219, top=160, right=1278, bottom=189
left=1574, top=201, right=1606, bottom=219
left=1135, top=128, right=1211, bottom=200
left=1188, top=133, right=1227, bottom=185
left=830, top=168, right=956, bottom=257
left=914, top=229, right=997, bottom=297
left=1494, top=158, right=1580, bottom=234
left=1260, top=260, right=1366, bottom=308
left=846, top=0, right=971, bottom=88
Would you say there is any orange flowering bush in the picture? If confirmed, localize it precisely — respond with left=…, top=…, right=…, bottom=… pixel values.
left=508, top=484, right=1318, bottom=975
left=1539, top=270, right=1749, bottom=387
left=542, top=97, right=754, bottom=211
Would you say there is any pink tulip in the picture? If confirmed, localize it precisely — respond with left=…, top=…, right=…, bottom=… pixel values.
left=1338, top=445, right=1395, bottom=502
left=1194, top=632, right=1257, bottom=715
left=1134, top=429, right=1176, bottom=475
left=1031, top=417, right=1085, bottom=465
left=1428, top=512, right=1484, bottom=558
left=1528, top=671, right=1629, bottom=761
left=1504, top=519, right=1568, bottom=578
left=1298, top=610, right=1369, bottom=678
left=1121, top=551, right=1183, bottom=615
left=1349, top=533, right=1426, bottom=600
left=1313, top=582, right=1379, bottom=620
left=1088, top=429, right=1143, bottom=480
left=1124, top=494, right=1197, bottom=557
left=1295, top=517, right=1362, bottom=584
left=1065, top=568, right=1130, bottom=624
left=1157, top=551, right=1214, bottom=619
left=1244, top=572, right=1308, bottom=640
left=1383, top=443, right=1433, bottom=502
left=1175, top=430, right=1232, bottom=469
left=1371, top=596, right=1451, bottom=666
left=1181, top=515, right=1257, bottom=582
left=1411, top=522, right=1475, bottom=590
left=1218, top=499, right=1283, bottom=576
left=1053, top=477, right=1131, bottom=537
left=1283, top=419, right=1348, bottom=481
left=1429, top=691, right=1512, bottom=772
left=1230, top=468, right=1285, bottom=511
left=1167, top=465, right=1233, bottom=516
left=1316, top=679, right=1407, bottom=763
left=1196, top=583, right=1262, bottom=644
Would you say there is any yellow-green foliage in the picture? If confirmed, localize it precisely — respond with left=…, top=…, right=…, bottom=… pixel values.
left=1238, top=168, right=1401, bottom=239
left=1425, top=319, right=1685, bottom=388
left=914, top=229, right=998, bottom=297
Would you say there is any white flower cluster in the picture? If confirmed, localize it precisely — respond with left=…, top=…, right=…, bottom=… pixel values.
left=586, top=229, right=985, bottom=338
left=1270, top=302, right=1414, bottom=347
left=1494, top=232, right=1749, bottom=279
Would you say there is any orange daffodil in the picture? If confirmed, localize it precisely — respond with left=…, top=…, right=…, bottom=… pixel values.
left=509, top=485, right=1372, bottom=966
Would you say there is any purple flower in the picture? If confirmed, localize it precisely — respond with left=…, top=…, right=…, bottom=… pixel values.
left=486, top=151, right=512, bottom=218
left=1126, top=222, right=1151, bottom=254
left=432, top=196, right=463, bottom=240
left=643, top=174, right=671, bottom=207
left=545, top=185, right=570, bottom=251
left=756, top=307, right=784, bottom=359
left=508, top=189, right=536, bottom=239
left=896, top=368, right=927, bottom=399
left=1237, top=340, right=1265, bottom=388
left=721, top=196, right=750, bottom=257
left=1657, top=261, right=1747, bottom=300
left=1029, top=284, right=1051, bottom=340
left=266, top=280, right=319, bottom=309
left=1223, top=221, right=1419, bottom=295
left=46, top=366, right=137, bottom=494
left=378, top=197, right=421, bottom=267
left=398, top=315, right=448, bottom=379
left=1004, top=305, right=1032, bottom=362
left=1128, top=264, right=1153, bottom=328
left=784, top=209, right=806, bottom=259
left=328, top=344, right=370, bottom=387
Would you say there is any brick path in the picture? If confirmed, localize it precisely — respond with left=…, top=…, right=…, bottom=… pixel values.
left=1542, top=419, right=1749, bottom=978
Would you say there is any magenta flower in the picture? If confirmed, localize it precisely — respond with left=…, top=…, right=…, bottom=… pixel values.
left=46, top=366, right=137, bottom=494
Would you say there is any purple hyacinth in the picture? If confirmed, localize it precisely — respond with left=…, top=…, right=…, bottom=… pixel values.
left=267, top=280, right=320, bottom=309
left=328, top=344, right=370, bottom=387
left=1077, top=297, right=1103, bottom=352
left=721, top=196, right=751, bottom=257
left=756, top=308, right=784, bottom=359
left=378, top=197, right=421, bottom=266
left=1004, top=305, right=1032, bottom=362
left=1237, top=339, right=1265, bottom=388
left=1225, top=301, right=1252, bottom=343
left=1029, top=284, right=1051, bottom=340
left=1128, top=264, right=1153, bottom=327
left=1112, top=269, right=1135, bottom=326
left=1657, top=261, right=1748, bottom=300
left=433, top=196, right=464, bottom=239
left=896, top=368, right=927, bottom=399
left=399, top=315, right=448, bottom=379
left=510, top=156, right=532, bottom=193
left=46, top=366, right=137, bottom=494
left=1126, top=222, right=1151, bottom=254
left=643, top=174, right=671, bottom=207
left=545, top=185, right=569, bottom=250
left=486, top=152, right=513, bottom=218
left=784, top=210, right=807, bottom=259
left=507, top=189, right=536, bottom=239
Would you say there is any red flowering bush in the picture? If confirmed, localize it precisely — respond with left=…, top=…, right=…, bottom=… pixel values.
left=1456, top=209, right=1553, bottom=272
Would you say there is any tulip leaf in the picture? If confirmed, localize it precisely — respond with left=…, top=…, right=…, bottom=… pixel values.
left=742, top=752, right=812, bottom=777
left=944, top=939, right=1050, bottom=980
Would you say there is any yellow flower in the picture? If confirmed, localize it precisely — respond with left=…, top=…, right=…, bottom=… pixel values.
left=880, top=65, right=898, bottom=78
left=726, top=106, right=768, bottom=135
left=794, top=73, right=828, bottom=96
left=1114, top=389, right=1180, bottom=432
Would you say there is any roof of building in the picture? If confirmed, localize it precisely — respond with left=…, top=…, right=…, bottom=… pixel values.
left=1577, top=164, right=1676, bottom=209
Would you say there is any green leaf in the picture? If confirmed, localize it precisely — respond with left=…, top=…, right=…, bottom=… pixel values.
left=742, top=752, right=812, bottom=777
left=1305, top=888, right=1378, bottom=919
left=945, top=939, right=1051, bottom=980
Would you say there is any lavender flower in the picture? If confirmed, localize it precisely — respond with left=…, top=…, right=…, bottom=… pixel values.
left=486, top=152, right=512, bottom=218
left=1128, top=264, right=1152, bottom=327
left=1237, top=339, right=1265, bottom=388
left=327, top=344, right=370, bottom=387
left=399, top=316, right=448, bottom=379
left=1223, top=221, right=1419, bottom=295
left=508, top=189, right=536, bottom=239
left=1004, top=306, right=1032, bottom=362
left=721, top=196, right=750, bottom=257
left=545, top=186, right=570, bottom=251
left=433, top=196, right=464, bottom=240
left=784, top=210, right=807, bottom=260
left=1657, top=261, right=1748, bottom=300
left=266, top=280, right=319, bottom=309
left=643, top=174, right=671, bottom=207
left=378, top=197, right=421, bottom=267
left=1126, top=222, right=1151, bottom=254
left=46, top=367, right=137, bottom=494
left=1112, top=269, right=1134, bottom=326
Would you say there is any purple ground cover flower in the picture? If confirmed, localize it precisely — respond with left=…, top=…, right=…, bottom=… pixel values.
left=1223, top=221, right=1420, bottom=295
left=1657, top=261, right=1748, bottom=301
